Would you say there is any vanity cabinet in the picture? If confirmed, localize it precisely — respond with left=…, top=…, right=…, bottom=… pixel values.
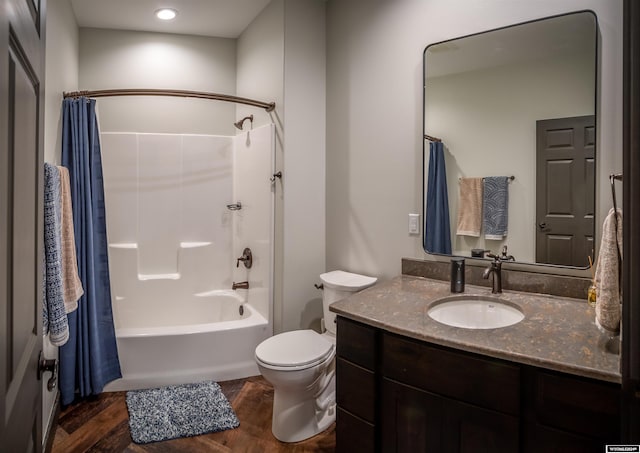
left=335, top=316, right=621, bottom=453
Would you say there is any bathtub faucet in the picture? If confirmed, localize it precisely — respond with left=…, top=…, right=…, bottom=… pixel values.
left=232, top=281, right=249, bottom=290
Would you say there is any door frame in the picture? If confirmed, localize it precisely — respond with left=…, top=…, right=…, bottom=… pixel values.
left=622, top=0, right=640, bottom=442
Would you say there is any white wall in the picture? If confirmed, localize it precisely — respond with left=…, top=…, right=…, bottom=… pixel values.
left=43, top=0, right=79, bottom=443
left=44, top=0, right=78, bottom=164
left=282, top=0, right=326, bottom=332
left=326, top=0, right=623, bottom=281
left=237, top=0, right=326, bottom=333
left=79, top=28, right=237, bottom=135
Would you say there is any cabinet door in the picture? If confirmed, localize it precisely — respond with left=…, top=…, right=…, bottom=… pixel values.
left=444, top=399, right=519, bottom=453
left=336, top=408, right=375, bottom=453
left=382, top=378, right=444, bottom=452
left=382, top=378, right=519, bottom=453
left=525, top=423, right=606, bottom=453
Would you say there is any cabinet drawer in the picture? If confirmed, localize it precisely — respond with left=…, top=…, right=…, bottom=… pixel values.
left=336, top=407, right=375, bottom=453
left=383, top=333, right=520, bottom=415
left=534, top=370, right=620, bottom=439
left=337, top=317, right=376, bottom=369
left=337, top=358, right=375, bottom=423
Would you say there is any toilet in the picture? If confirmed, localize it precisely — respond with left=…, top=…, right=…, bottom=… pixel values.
left=255, top=270, right=377, bottom=443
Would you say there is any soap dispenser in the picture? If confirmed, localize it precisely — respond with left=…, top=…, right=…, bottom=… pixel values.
left=451, top=258, right=465, bottom=293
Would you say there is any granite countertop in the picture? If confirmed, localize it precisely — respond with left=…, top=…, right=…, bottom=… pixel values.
left=329, top=274, right=621, bottom=383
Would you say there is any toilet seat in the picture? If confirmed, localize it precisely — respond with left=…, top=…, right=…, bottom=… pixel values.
left=255, top=330, right=335, bottom=371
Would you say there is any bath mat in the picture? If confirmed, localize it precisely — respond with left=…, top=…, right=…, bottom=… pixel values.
left=126, top=381, right=239, bottom=444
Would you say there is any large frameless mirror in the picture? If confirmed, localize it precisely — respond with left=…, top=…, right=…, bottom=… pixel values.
left=423, top=11, right=597, bottom=268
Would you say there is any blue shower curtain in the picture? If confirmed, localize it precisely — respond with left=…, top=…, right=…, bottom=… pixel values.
left=59, top=97, right=121, bottom=405
left=424, top=141, right=452, bottom=254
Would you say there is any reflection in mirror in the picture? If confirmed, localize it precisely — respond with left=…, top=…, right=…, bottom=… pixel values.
left=423, top=11, right=597, bottom=268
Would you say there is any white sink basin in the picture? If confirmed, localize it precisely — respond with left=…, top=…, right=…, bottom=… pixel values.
left=427, top=295, right=524, bottom=329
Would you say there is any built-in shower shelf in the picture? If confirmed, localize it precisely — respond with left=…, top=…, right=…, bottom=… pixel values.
left=138, top=273, right=181, bottom=281
left=180, top=241, right=213, bottom=248
left=109, top=242, right=138, bottom=249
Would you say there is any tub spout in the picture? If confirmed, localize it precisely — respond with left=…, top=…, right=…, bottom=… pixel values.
left=232, top=281, right=249, bottom=290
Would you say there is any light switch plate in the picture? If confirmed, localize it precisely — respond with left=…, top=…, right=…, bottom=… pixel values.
left=409, top=213, right=420, bottom=235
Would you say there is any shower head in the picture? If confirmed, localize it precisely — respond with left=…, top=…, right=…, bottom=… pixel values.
left=234, top=115, right=254, bottom=130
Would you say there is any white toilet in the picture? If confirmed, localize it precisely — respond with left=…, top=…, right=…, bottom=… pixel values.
left=255, top=270, right=377, bottom=443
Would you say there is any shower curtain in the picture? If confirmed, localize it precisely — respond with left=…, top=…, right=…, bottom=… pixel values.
left=425, top=141, right=452, bottom=254
left=59, top=97, right=121, bottom=405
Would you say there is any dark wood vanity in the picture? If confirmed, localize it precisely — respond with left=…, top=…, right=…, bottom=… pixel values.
left=336, top=316, right=620, bottom=453
left=331, top=274, right=622, bottom=453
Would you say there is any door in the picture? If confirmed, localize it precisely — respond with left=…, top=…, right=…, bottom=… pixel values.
left=0, top=0, right=46, bottom=451
left=536, top=115, right=595, bottom=267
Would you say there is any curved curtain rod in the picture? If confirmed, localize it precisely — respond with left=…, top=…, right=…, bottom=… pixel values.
left=63, top=88, right=276, bottom=112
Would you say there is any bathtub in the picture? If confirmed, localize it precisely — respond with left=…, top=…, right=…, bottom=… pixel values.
left=104, top=290, right=270, bottom=391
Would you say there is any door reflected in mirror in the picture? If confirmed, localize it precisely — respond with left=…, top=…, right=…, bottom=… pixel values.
left=423, top=11, right=597, bottom=268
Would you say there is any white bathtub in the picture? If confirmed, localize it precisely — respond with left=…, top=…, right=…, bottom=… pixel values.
left=104, top=290, right=270, bottom=391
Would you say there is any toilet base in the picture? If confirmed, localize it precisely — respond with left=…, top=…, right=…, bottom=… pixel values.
left=271, top=370, right=336, bottom=443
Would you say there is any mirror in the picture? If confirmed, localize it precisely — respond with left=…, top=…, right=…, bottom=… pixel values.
left=423, top=11, right=597, bottom=268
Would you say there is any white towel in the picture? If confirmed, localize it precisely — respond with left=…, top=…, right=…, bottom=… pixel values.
left=483, top=176, right=509, bottom=240
left=595, top=208, right=622, bottom=335
left=58, top=166, right=84, bottom=312
left=456, top=177, right=483, bottom=237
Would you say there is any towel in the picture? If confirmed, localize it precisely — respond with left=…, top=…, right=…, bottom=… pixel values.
left=595, top=208, right=623, bottom=335
left=483, top=176, right=509, bottom=240
left=456, top=177, right=483, bottom=237
left=425, top=141, right=452, bottom=254
left=43, top=163, right=69, bottom=346
left=58, top=166, right=84, bottom=312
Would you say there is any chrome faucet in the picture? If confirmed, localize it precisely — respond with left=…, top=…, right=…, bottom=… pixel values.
left=232, top=281, right=249, bottom=290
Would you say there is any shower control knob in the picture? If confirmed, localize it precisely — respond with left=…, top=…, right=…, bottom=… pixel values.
left=236, top=248, right=253, bottom=269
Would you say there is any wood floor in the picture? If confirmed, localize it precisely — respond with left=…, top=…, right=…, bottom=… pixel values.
left=51, top=376, right=336, bottom=453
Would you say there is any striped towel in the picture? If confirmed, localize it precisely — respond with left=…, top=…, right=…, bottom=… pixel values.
left=44, top=163, right=69, bottom=346
left=483, top=176, right=509, bottom=240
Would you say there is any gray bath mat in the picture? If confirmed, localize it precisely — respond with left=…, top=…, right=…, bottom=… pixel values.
left=126, top=381, right=239, bottom=444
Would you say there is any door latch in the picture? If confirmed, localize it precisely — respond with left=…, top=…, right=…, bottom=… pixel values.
left=38, top=351, right=58, bottom=391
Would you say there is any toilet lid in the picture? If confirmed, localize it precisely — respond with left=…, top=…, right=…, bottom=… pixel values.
left=255, top=330, right=334, bottom=368
left=319, top=270, right=377, bottom=291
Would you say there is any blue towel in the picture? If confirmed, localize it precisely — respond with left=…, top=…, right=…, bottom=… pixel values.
left=483, top=176, right=509, bottom=240
left=424, top=141, right=452, bottom=254
left=44, top=163, right=69, bottom=346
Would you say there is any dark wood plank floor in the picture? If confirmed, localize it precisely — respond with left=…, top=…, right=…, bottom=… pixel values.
left=51, top=376, right=335, bottom=452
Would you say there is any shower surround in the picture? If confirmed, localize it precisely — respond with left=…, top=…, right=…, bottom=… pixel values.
left=101, top=124, right=274, bottom=391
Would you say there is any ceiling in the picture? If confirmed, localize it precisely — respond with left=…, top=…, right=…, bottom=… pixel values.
left=70, top=0, right=272, bottom=38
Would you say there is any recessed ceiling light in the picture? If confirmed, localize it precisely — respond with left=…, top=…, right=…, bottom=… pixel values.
left=155, top=8, right=178, bottom=21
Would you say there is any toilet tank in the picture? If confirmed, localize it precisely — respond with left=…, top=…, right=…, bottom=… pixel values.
left=319, top=270, right=377, bottom=335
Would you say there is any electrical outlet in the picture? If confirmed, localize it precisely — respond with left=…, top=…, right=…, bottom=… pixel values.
left=408, top=213, right=420, bottom=235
